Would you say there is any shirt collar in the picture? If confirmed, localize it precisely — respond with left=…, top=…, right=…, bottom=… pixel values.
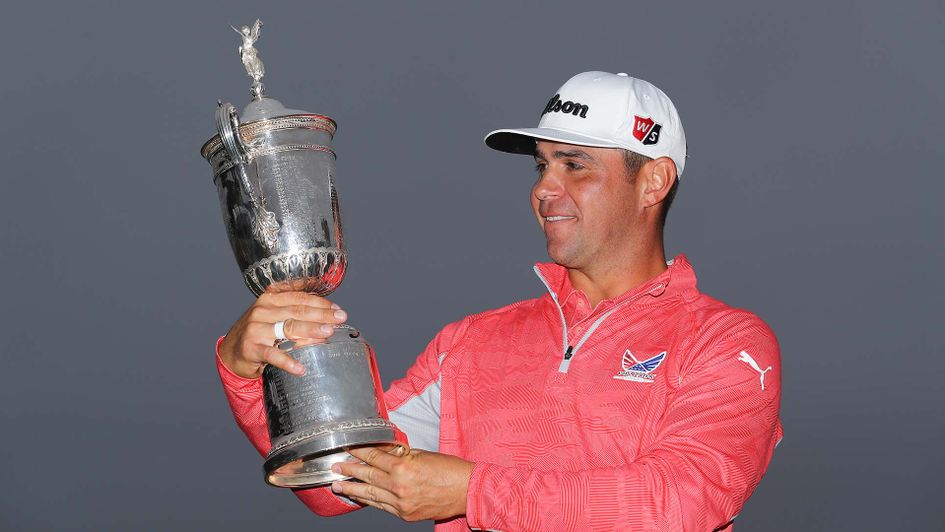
left=533, top=254, right=698, bottom=308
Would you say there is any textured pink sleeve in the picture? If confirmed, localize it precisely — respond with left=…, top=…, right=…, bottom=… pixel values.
left=465, top=317, right=783, bottom=532
left=215, top=336, right=363, bottom=516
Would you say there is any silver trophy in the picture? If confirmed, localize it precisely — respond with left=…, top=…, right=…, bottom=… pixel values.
left=201, top=20, right=402, bottom=488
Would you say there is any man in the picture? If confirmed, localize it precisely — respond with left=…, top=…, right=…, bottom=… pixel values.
left=217, top=71, right=783, bottom=531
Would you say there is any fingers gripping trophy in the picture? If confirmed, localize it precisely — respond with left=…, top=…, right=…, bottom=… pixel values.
left=201, top=20, right=405, bottom=488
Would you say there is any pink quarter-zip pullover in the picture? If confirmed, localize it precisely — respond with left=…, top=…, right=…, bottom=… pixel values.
left=218, top=255, right=783, bottom=531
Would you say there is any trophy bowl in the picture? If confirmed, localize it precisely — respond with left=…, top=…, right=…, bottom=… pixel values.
left=200, top=108, right=348, bottom=297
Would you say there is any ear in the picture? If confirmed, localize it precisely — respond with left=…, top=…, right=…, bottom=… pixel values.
left=640, top=157, right=678, bottom=210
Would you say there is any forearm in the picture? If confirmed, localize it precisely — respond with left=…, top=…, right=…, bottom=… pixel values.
left=466, top=438, right=774, bottom=532
left=466, top=461, right=670, bottom=531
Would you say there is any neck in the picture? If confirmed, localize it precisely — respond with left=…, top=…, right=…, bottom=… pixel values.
left=567, top=240, right=668, bottom=308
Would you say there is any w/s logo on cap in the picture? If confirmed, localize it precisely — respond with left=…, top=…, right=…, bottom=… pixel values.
left=633, top=115, right=662, bottom=145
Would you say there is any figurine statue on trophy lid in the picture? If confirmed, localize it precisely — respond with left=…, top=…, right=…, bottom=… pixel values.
left=233, top=19, right=266, bottom=98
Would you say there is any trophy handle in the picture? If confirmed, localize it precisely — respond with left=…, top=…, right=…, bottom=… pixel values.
left=215, top=101, right=281, bottom=250
left=216, top=101, right=249, bottom=165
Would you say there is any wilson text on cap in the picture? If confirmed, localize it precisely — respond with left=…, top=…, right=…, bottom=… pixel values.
left=542, top=94, right=589, bottom=118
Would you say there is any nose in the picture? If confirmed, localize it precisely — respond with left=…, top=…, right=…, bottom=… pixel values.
left=533, top=169, right=564, bottom=202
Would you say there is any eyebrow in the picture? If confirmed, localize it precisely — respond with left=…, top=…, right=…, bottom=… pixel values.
left=534, top=149, right=593, bottom=161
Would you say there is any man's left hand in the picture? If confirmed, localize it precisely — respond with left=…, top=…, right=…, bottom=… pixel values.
left=331, top=447, right=473, bottom=522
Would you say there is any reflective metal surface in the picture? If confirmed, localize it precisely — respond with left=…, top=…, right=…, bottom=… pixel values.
left=201, top=21, right=400, bottom=488
left=263, top=326, right=399, bottom=487
left=233, top=19, right=266, bottom=100
left=202, top=101, right=346, bottom=296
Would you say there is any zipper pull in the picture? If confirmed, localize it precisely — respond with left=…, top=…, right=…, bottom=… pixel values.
left=558, top=345, right=575, bottom=373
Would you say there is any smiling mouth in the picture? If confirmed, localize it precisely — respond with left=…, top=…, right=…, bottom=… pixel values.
left=544, top=216, right=576, bottom=222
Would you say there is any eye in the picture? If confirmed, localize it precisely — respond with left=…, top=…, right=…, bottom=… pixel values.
left=566, top=161, right=585, bottom=171
left=534, top=162, right=546, bottom=175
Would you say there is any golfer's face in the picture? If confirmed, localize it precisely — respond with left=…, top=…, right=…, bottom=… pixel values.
left=531, top=141, right=642, bottom=270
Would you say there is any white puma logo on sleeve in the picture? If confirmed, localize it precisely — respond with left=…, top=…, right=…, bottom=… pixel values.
left=737, top=350, right=773, bottom=391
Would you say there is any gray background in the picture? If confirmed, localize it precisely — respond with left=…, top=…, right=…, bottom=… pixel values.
left=1, top=1, right=942, bottom=530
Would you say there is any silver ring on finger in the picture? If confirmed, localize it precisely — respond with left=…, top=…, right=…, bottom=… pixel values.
left=273, top=320, right=295, bottom=350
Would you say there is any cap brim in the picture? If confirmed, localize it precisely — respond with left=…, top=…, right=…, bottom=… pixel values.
left=484, top=127, right=622, bottom=155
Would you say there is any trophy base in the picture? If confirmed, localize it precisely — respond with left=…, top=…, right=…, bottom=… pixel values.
left=261, top=325, right=404, bottom=488
left=264, top=423, right=399, bottom=488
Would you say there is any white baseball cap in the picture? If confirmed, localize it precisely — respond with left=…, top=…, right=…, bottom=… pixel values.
left=485, top=71, right=687, bottom=176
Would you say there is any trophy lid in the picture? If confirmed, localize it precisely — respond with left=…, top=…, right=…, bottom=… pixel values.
left=240, top=95, right=310, bottom=123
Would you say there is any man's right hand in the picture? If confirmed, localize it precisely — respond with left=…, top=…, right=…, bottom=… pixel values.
left=218, top=292, right=348, bottom=379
